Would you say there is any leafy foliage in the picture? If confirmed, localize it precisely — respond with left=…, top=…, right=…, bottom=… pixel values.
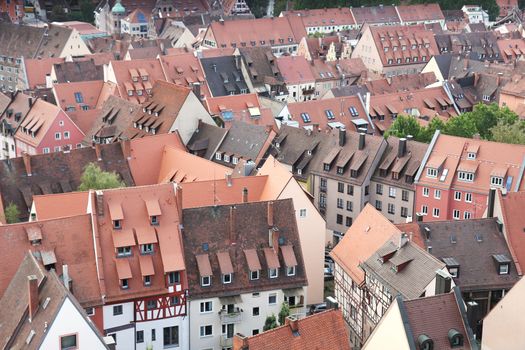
left=78, top=163, right=125, bottom=191
left=278, top=302, right=290, bottom=325
left=247, top=0, right=270, bottom=17
left=4, top=202, right=20, bottom=224
left=263, top=314, right=278, bottom=331
left=384, top=103, right=524, bottom=145
left=80, top=0, right=95, bottom=23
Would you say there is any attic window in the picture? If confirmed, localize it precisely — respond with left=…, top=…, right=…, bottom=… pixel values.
left=201, top=276, right=211, bottom=286
left=467, top=152, right=476, bottom=160
left=222, top=273, right=232, bottom=284
left=151, top=216, right=158, bottom=225
left=114, top=219, right=122, bottom=229
left=300, top=113, right=311, bottom=123
left=493, top=254, right=511, bottom=275
left=448, top=329, right=464, bottom=348
left=490, top=176, right=504, bottom=187
left=121, top=278, right=129, bottom=289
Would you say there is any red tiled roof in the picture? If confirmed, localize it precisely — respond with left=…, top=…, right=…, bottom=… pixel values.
left=33, top=191, right=89, bottom=220
left=241, top=309, right=351, bottom=350
left=53, top=80, right=104, bottom=111
left=499, top=191, right=525, bottom=275
left=276, top=55, right=315, bottom=84
left=23, top=57, right=64, bottom=89
left=159, top=53, right=211, bottom=99
left=282, top=8, right=356, bottom=27
left=396, top=4, right=445, bottom=22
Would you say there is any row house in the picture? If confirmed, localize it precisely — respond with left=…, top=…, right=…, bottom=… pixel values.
left=434, top=32, right=502, bottom=62
left=0, top=253, right=110, bottom=349
left=461, top=5, right=490, bottom=25
left=182, top=199, right=308, bottom=349
left=309, top=129, right=387, bottom=244
left=121, top=9, right=151, bottom=38
left=14, top=98, right=85, bottom=156
left=412, top=217, right=520, bottom=338
left=202, top=16, right=307, bottom=56
left=280, top=7, right=358, bottom=34
left=352, top=24, right=439, bottom=77
left=0, top=91, right=34, bottom=159
left=414, top=130, right=525, bottom=222
left=497, top=38, right=525, bottom=63
left=275, top=55, right=316, bottom=102
left=310, top=58, right=367, bottom=98
left=297, top=35, right=353, bottom=62
left=395, top=4, right=445, bottom=28
left=159, top=52, right=211, bottom=99
left=222, top=0, right=252, bottom=16
left=366, top=86, right=459, bottom=134
left=363, top=288, right=477, bottom=350
left=279, top=95, right=372, bottom=133
left=200, top=55, right=250, bottom=97
left=499, top=74, right=525, bottom=118
left=369, top=136, right=428, bottom=224
left=330, top=205, right=454, bottom=349
left=0, top=22, right=90, bottom=92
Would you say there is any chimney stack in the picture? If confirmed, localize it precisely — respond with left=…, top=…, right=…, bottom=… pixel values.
left=338, top=127, right=346, bottom=147
left=271, top=227, right=280, bottom=253
left=233, top=333, right=249, bottom=350
left=95, top=190, right=105, bottom=216
left=63, top=264, right=70, bottom=291
left=406, top=134, right=413, bottom=141
left=358, top=132, right=366, bottom=150
left=398, top=138, right=407, bottom=158
left=285, top=316, right=299, bottom=333
left=398, top=232, right=409, bottom=249
left=267, top=201, right=274, bottom=227
left=120, top=138, right=131, bottom=159
left=226, top=173, right=232, bottom=187
left=192, top=82, right=201, bottom=100
left=28, top=275, right=39, bottom=322
left=175, top=184, right=183, bottom=222
left=229, top=206, right=236, bottom=245
left=22, top=152, right=31, bottom=176
left=94, top=143, right=102, bottom=161
left=242, top=187, right=248, bottom=203
left=28, top=97, right=33, bottom=109
left=487, top=188, right=496, bottom=218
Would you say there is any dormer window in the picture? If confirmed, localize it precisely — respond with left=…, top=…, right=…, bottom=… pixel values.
left=426, top=168, right=438, bottom=178
left=337, top=167, right=344, bottom=175
left=458, top=171, right=474, bottom=182
left=250, top=270, right=259, bottom=280
left=121, top=279, right=129, bottom=289
left=215, top=152, right=222, bottom=160
left=201, top=276, right=211, bottom=286
left=493, top=254, right=511, bottom=275
left=269, top=268, right=278, bottom=278
left=144, top=275, right=151, bottom=286
left=222, top=273, right=232, bottom=284
left=467, top=152, right=476, bottom=160
left=323, top=163, right=330, bottom=171
left=286, top=266, right=296, bottom=276
left=141, top=244, right=153, bottom=255
left=499, top=264, right=509, bottom=274
left=117, top=246, right=132, bottom=257
left=151, top=215, right=158, bottom=225
left=168, top=271, right=180, bottom=285
left=224, top=154, right=230, bottom=163
left=114, top=220, right=121, bottom=229
left=448, top=329, right=464, bottom=348
left=490, top=176, right=504, bottom=187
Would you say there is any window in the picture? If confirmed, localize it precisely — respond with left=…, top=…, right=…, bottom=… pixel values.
left=113, top=220, right=121, bottom=229
left=299, top=209, right=307, bottom=218
left=458, top=171, right=474, bottom=182
left=347, top=184, right=354, bottom=195
left=200, top=325, right=213, bottom=338
left=499, top=264, right=509, bottom=275
left=389, top=187, right=396, bottom=198
left=453, top=209, right=460, bottom=219
left=467, top=152, right=476, bottom=160
left=287, top=266, right=296, bottom=276
left=449, top=267, right=459, bottom=278
left=74, top=92, right=83, bottom=103
left=434, top=189, right=441, bottom=199
left=215, top=152, right=222, bottom=160
left=55, top=132, right=61, bottom=140
left=151, top=329, right=156, bottom=341
left=365, top=185, right=369, bottom=196
left=388, top=203, right=395, bottom=214
left=223, top=273, right=232, bottom=284
left=376, top=184, right=383, bottom=195
left=346, top=201, right=353, bottom=212
left=253, top=307, right=260, bottom=316
left=121, top=279, right=129, bottom=289
left=320, top=178, right=327, bottom=191
left=338, top=182, right=344, bottom=193
left=201, top=276, right=211, bottom=286
left=401, top=207, right=408, bottom=218
left=336, top=214, right=343, bottom=225
left=141, top=244, right=153, bottom=254
left=346, top=216, right=352, bottom=227
left=168, top=271, right=180, bottom=285
left=151, top=215, right=158, bottom=225
left=164, top=326, right=179, bottom=346
left=421, top=205, right=428, bottom=215
left=463, top=211, right=471, bottom=219
left=200, top=301, right=213, bottom=313
left=64, top=131, right=70, bottom=139
left=252, top=329, right=259, bottom=335
left=490, top=176, right=504, bottom=186
left=113, top=305, right=123, bottom=315
left=427, top=168, right=438, bottom=178
left=224, top=154, right=230, bottom=163
left=375, top=200, right=382, bottom=211
left=402, top=190, right=409, bottom=202
left=117, top=247, right=131, bottom=257
left=54, top=146, right=61, bottom=153
left=268, top=293, right=277, bottom=305
left=60, top=334, right=77, bottom=350
left=337, top=198, right=343, bottom=209
left=433, top=208, right=440, bottom=218
left=454, top=191, right=461, bottom=201
left=43, top=147, right=50, bottom=154
left=143, top=275, right=151, bottom=286
left=465, top=193, right=472, bottom=203
left=269, top=268, right=278, bottom=278
left=423, top=187, right=429, bottom=197
left=85, top=307, right=95, bottom=316
left=250, top=270, right=259, bottom=280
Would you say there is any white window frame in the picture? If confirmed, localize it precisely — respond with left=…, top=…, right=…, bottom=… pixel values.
left=433, top=207, right=440, bottom=218
left=426, top=168, right=438, bottom=178
left=200, top=301, right=213, bottom=313
left=55, top=132, right=61, bottom=140
left=268, top=293, right=277, bottom=305
left=141, top=244, right=153, bottom=254
left=499, top=264, right=509, bottom=275
left=448, top=267, right=458, bottom=277
left=299, top=209, right=307, bottom=218
left=215, top=152, right=222, bottom=160
left=201, top=275, right=211, bottom=286
left=286, top=266, right=296, bottom=276
left=269, top=268, right=278, bottom=279
left=467, top=152, right=476, bottom=160
left=490, top=176, right=504, bottom=187
left=389, top=187, right=396, bottom=198
left=458, top=171, right=474, bottom=182
left=454, top=191, right=461, bottom=201
left=199, top=325, right=213, bottom=338
left=421, top=205, right=428, bottom=215
left=465, top=193, right=472, bottom=203
left=423, top=187, right=429, bottom=197
left=222, top=273, right=232, bottom=284
left=43, top=147, right=50, bottom=154
left=453, top=209, right=460, bottom=220
left=64, top=131, right=70, bottom=139
left=464, top=211, right=471, bottom=219
left=434, top=189, right=441, bottom=199
left=250, top=270, right=259, bottom=280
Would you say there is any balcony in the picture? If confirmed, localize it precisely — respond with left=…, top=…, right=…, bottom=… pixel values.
left=218, top=307, right=242, bottom=323
left=220, top=335, right=234, bottom=347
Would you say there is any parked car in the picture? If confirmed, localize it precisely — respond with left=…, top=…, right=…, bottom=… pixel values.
left=308, top=303, right=327, bottom=315
left=324, top=262, right=333, bottom=280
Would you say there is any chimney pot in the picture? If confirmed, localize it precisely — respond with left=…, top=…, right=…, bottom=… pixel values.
left=285, top=316, right=299, bottom=332
left=242, top=187, right=248, bottom=203
left=28, top=275, right=39, bottom=322
left=398, top=138, right=407, bottom=158
left=338, top=127, right=346, bottom=147
left=267, top=201, right=274, bottom=227
left=358, top=132, right=366, bottom=150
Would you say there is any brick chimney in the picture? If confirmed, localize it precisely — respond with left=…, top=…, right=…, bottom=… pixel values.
left=28, top=275, right=39, bottom=322
left=233, top=333, right=249, bottom=350
left=229, top=206, right=236, bottom=245
left=120, top=138, right=131, bottom=159
left=267, top=201, right=274, bottom=227
left=242, top=187, right=248, bottom=203
left=226, top=173, right=232, bottom=187
left=285, top=316, right=299, bottom=332
left=94, top=143, right=102, bottom=161
left=22, top=152, right=31, bottom=176
left=95, top=190, right=104, bottom=216
left=271, top=227, right=280, bottom=253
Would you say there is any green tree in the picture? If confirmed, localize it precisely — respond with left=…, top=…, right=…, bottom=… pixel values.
left=490, top=120, right=525, bottom=145
left=384, top=115, right=427, bottom=142
left=78, top=163, right=125, bottom=191
left=461, top=103, right=518, bottom=140
left=278, top=302, right=290, bottom=325
left=263, top=314, right=278, bottom=331
left=4, top=202, right=20, bottom=224
left=80, top=0, right=95, bottom=23
left=50, top=4, right=68, bottom=21
left=443, top=114, right=477, bottom=138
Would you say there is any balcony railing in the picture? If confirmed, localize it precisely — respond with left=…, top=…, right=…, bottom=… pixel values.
left=220, top=335, right=234, bottom=347
left=218, top=307, right=242, bottom=323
